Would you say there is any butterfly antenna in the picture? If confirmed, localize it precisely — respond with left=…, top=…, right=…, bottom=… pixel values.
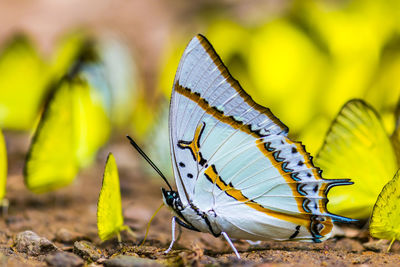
left=126, top=136, right=173, bottom=191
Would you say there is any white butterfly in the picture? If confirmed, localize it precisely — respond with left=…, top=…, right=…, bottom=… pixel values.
left=134, top=34, right=355, bottom=259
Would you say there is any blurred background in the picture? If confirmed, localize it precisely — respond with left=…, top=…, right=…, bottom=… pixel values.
left=1, top=0, right=400, bottom=189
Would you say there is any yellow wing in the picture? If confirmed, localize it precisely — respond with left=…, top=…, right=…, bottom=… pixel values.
left=24, top=43, right=111, bottom=193
left=370, top=169, right=400, bottom=242
left=24, top=82, right=79, bottom=193
left=316, top=99, right=397, bottom=219
left=0, top=35, right=50, bottom=130
left=391, top=96, right=400, bottom=166
left=71, top=75, right=110, bottom=168
left=0, top=129, right=6, bottom=200
left=97, top=153, right=124, bottom=241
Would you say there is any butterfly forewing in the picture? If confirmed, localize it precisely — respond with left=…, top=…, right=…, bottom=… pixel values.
left=170, top=35, right=287, bottom=203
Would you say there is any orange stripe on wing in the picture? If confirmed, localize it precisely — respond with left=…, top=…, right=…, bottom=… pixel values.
left=174, top=84, right=333, bottom=238
left=204, top=164, right=334, bottom=239
left=175, top=84, right=258, bottom=138
left=195, top=34, right=288, bottom=133
left=175, top=84, right=321, bottom=213
left=178, top=122, right=205, bottom=165
left=204, top=165, right=310, bottom=228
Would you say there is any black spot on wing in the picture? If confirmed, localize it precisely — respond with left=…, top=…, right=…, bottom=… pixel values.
left=313, top=185, right=318, bottom=193
left=289, top=225, right=301, bottom=239
left=199, top=152, right=207, bottom=166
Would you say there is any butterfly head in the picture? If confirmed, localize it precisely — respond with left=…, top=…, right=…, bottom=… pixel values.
left=161, top=188, right=184, bottom=211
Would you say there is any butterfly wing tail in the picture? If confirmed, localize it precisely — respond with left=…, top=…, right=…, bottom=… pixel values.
left=324, top=178, right=358, bottom=223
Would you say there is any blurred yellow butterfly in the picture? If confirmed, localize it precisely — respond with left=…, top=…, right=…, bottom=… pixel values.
left=370, top=169, right=400, bottom=251
left=24, top=80, right=77, bottom=192
left=0, top=33, right=86, bottom=131
left=24, top=46, right=111, bottom=193
left=316, top=99, right=398, bottom=219
left=0, top=35, right=50, bottom=130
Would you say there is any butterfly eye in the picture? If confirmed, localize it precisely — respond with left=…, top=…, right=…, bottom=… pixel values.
left=166, top=193, right=174, bottom=206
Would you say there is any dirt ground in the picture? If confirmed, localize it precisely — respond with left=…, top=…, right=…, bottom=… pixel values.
left=1, top=133, right=400, bottom=267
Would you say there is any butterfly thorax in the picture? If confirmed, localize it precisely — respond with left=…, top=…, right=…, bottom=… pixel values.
left=161, top=188, right=221, bottom=236
left=161, top=188, right=184, bottom=211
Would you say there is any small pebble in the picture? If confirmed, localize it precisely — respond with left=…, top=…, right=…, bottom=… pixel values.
left=14, top=230, right=57, bottom=256
left=55, top=228, right=88, bottom=244
left=104, top=255, right=163, bottom=267
left=45, top=251, right=84, bottom=267
left=73, top=241, right=102, bottom=262
left=363, top=240, right=389, bottom=252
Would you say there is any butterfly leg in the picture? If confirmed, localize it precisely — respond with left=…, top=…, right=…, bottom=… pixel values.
left=176, top=222, right=183, bottom=242
left=164, top=216, right=176, bottom=254
left=222, top=232, right=241, bottom=259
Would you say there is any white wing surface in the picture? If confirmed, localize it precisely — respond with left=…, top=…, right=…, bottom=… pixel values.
left=169, top=34, right=353, bottom=242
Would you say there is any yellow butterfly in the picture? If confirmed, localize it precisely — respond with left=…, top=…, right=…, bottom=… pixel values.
left=97, top=153, right=134, bottom=241
left=0, top=33, right=86, bottom=131
left=24, top=46, right=111, bottom=193
left=24, top=81, right=78, bottom=193
left=316, top=99, right=398, bottom=219
left=370, top=169, right=400, bottom=251
left=0, top=35, right=50, bottom=130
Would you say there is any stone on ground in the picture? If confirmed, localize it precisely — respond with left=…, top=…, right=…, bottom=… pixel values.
left=13, top=230, right=58, bottom=256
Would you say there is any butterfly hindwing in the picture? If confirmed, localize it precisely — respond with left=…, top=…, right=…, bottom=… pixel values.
left=370, top=169, right=400, bottom=242
left=316, top=99, right=398, bottom=219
